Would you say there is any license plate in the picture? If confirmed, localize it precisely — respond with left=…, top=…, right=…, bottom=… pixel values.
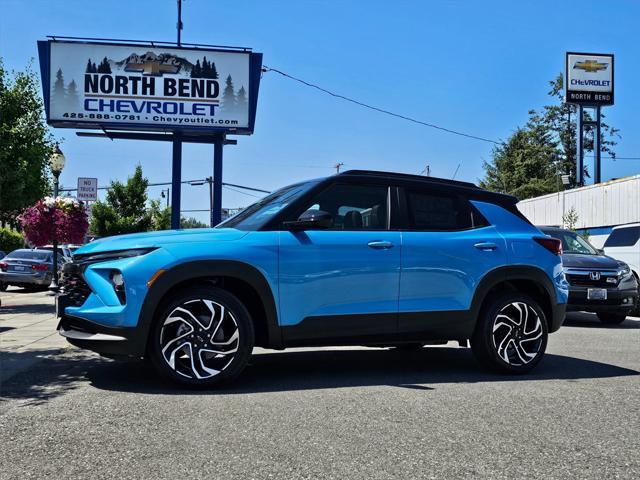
left=587, top=288, right=607, bottom=300
left=13, top=265, right=25, bottom=271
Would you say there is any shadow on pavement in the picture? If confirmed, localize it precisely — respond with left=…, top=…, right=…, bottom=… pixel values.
left=0, top=302, right=55, bottom=315
left=84, top=347, right=639, bottom=396
left=563, top=312, right=640, bottom=330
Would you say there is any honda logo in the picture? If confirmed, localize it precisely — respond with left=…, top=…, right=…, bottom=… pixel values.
left=589, top=272, right=601, bottom=281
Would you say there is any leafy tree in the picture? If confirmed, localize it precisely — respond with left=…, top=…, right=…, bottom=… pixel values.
left=0, top=60, right=54, bottom=226
left=222, top=74, right=236, bottom=111
left=149, top=199, right=171, bottom=231
left=90, top=165, right=153, bottom=236
left=181, top=217, right=208, bottom=229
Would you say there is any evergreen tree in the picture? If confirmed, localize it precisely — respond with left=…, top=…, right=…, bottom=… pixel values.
left=86, top=58, right=96, bottom=73
left=210, top=61, right=218, bottom=79
left=236, top=85, right=247, bottom=111
left=97, top=57, right=112, bottom=74
left=66, top=79, right=79, bottom=107
left=53, top=68, right=65, bottom=98
left=222, top=75, right=236, bottom=111
left=191, top=59, right=201, bottom=78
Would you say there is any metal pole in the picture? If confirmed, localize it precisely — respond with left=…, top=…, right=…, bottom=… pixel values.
left=177, top=0, right=183, bottom=46
left=212, top=140, right=223, bottom=226
left=50, top=172, right=60, bottom=291
left=208, top=177, right=214, bottom=227
left=595, top=106, right=602, bottom=184
left=171, top=134, right=182, bottom=229
left=577, top=106, right=584, bottom=186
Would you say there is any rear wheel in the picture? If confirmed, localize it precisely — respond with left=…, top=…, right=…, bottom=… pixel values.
left=471, top=293, right=548, bottom=374
left=148, top=286, right=254, bottom=387
left=597, top=312, right=627, bottom=325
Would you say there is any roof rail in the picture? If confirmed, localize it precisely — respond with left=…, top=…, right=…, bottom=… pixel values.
left=339, top=170, right=478, bottom=189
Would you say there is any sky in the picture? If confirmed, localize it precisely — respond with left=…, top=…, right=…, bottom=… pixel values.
left=1, top=0, right=639, bottom=224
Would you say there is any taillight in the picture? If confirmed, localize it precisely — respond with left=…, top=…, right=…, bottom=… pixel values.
left=32, top=264, right=50, bottom=271
left=0, top=261, right=7, bottom=271
left=534, top=236, right=562, bottom=255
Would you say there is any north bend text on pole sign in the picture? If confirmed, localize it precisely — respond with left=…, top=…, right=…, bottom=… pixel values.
left=38, top=40, right=263, bottom=134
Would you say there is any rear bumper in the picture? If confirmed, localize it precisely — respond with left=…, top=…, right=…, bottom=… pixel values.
left=0, top=271, right=51, bottom=286
left=566, top=286, right=638, bottom=313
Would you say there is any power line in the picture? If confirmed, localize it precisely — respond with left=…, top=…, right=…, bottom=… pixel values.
left=262, top=66, right=501, bottom=145
left=223, top=185, right=263, bottom=198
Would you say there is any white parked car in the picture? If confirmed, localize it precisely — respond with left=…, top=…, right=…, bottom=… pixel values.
left=604, top=223, right=640, bottom=315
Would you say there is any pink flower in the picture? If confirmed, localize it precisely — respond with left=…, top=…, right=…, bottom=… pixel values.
left=19, top=197, right=89, bottom=246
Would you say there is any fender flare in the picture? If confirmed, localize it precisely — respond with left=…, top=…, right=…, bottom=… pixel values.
left=133, top=260, right=281, bottom=354
left=469, top=265, right=559, bottom=322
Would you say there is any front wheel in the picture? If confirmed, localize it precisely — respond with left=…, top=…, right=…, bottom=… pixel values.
left=471, top=293, right=548, bottom=374
left=148, top=286, right=254, bottom=387
left=597, top=312, right=627, bottom=325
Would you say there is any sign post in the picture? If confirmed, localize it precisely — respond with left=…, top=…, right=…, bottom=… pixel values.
left=565, top=52, right=614, bottom=186
left=38, top=38, right=262, bottom=227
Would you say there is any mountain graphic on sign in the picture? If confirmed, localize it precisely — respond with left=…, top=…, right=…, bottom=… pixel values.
left=111, top=52, right=195, bottom=76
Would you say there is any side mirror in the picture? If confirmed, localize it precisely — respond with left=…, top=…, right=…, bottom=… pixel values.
left=597, top=248, right=605, bottom=255
left=283, top=209, right=333, bottom=230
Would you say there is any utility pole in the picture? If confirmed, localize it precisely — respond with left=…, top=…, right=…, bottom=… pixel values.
left=334, top=162, right=344, bottom=174
left=161, top=188, right=170, bottom=208
left=177, top=0, right=183, bottom=46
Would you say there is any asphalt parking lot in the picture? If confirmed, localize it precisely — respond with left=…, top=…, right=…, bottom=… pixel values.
left=1, top=288, right=638, bottom=479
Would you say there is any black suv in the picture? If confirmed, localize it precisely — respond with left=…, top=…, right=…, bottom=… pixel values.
left=540, top=227, right=638, bottom=324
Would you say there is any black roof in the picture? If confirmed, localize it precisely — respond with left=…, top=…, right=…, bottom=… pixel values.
left=339, top=170, right=478, bottom=189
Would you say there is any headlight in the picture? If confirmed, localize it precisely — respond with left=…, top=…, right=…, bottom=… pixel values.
left=617, top=262, right=632, bottom=280
left=74, top=248, right=157, bottom=264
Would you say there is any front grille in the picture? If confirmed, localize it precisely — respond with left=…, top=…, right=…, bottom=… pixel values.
left=60, top=263, right=92, bottom=306
left=566, top=273, right=618, bottom=288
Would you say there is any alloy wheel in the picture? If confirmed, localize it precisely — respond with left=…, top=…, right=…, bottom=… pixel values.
left=159, top=298, right=240, bottom=379
left=491, top=301, right=543, bottom=366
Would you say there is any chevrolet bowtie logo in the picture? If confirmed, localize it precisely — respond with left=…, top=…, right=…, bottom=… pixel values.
left=574, top=60, right=608, bottom=73
left=125, top=55, right=180, bottom=76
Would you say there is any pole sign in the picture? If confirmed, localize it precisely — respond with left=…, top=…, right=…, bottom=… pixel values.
left=565, top=52, right=614, bottom=106
left=38, top=40, right=263, bottom=134
left=77, top=177, right=98, bottom=202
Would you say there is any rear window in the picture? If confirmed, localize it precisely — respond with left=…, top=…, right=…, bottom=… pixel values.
left=604, top=226, right=640, bottom=247
left=6, top=250, right=52, bottom=261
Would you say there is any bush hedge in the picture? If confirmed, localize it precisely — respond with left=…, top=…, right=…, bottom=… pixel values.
left=0, top=227, right=25, bottom=254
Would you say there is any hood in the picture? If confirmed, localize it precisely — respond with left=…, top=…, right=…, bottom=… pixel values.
left=75, top=228, right=249, bottom=255
left=562, top=253, right=620, bottom=269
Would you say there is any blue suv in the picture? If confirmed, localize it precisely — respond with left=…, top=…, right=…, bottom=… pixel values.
left=57, top=170, right=568, bottom=386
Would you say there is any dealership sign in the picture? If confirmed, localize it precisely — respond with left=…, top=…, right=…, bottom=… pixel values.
left=565, top=52, right=614, bottom=106
left=38, top=40, right=263, bottom=134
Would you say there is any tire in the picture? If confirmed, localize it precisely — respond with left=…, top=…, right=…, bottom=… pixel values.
left=597, top=312, right=627, bottom=325
left=471, top=293, right=548, bottom=374
left=0, top=282, right=7, bottom=292
left=148, top=286, right=255, bottom=387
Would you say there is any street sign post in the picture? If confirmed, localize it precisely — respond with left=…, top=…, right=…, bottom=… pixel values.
left=77, top=177, right=98, bottom=202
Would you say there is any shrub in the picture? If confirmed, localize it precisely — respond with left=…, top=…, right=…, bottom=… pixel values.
left=0, top=227, right=24, bottom=253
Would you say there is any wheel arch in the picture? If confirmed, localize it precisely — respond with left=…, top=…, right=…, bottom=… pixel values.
left=470, top=266, right=560, bottom=332
left=137, top=260, right=282, bottom=354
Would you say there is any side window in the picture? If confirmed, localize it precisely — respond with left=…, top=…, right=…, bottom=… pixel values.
left=405, top=190, right=477, bottom=231
left=604, top=226, right=640, bottom=247
left=298, top=184, right=389, bottom=230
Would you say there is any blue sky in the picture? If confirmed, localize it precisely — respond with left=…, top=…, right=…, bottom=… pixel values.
left=2, top=0, right=639, bottom=223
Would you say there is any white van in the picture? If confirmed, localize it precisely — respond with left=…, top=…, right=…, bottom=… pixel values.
left=604, top=223, right=640, bottom=314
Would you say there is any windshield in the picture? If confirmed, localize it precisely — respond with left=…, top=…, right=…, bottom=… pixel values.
left=543, top=230, right=598, bottom=255
left=217, top=181, right=317, bottom=231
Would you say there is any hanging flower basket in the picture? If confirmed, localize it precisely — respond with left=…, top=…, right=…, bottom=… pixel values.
left=19, top=197, right=89, bottom=247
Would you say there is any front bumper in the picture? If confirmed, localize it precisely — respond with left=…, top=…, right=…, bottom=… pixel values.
left=57, top=311, right=145, bottom=358
left=566, top=286, right=638, bottom=313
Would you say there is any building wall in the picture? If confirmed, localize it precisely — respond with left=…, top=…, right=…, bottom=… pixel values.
left=517, top=175, right=640, bottom=237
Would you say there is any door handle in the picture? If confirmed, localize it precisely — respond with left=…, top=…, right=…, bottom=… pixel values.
left=474, top=242, right=497, bottom=251
left=368, top=240, right=394, bottom=249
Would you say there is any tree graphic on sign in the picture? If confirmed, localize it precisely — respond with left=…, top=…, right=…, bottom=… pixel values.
left=222, top=74, right=236, bottom=111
